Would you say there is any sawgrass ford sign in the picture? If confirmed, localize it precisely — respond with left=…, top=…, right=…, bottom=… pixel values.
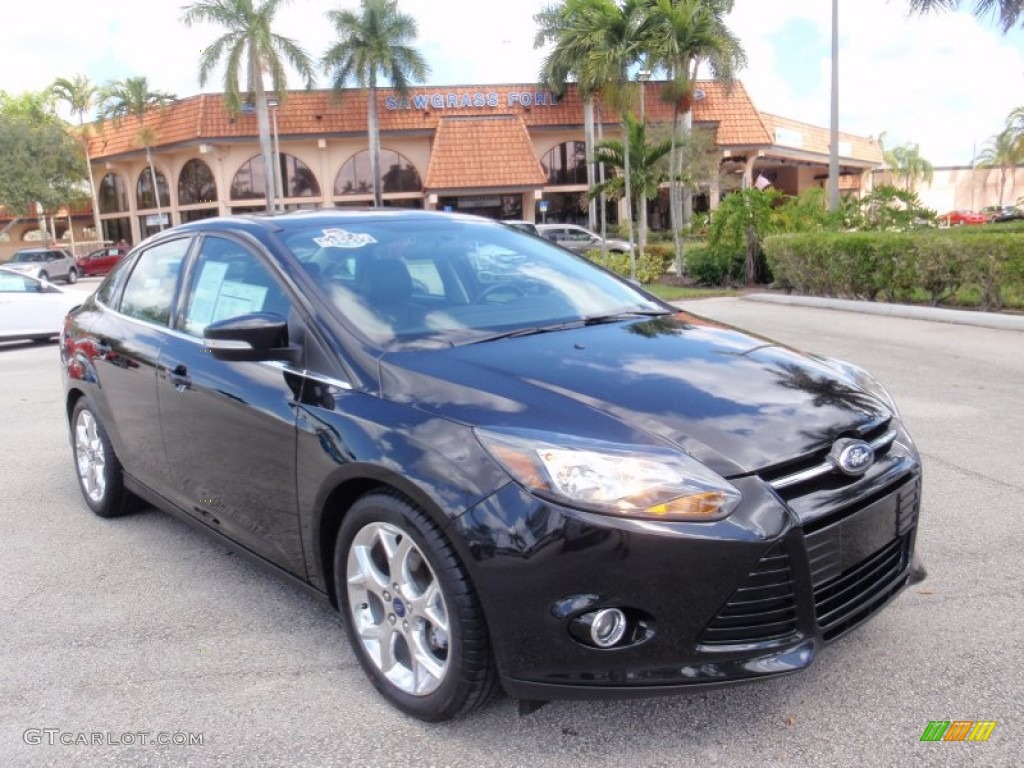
left=385, top=89, right=561, bottom=111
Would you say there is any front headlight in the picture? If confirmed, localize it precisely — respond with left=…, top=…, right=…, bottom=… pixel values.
left=821, top=357, right=900, bottom=418
left=475, top=428, right=740, bottom=521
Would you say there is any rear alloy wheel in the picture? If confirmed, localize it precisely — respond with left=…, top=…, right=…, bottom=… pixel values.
left=71, top=397, right=136, bottom=518
left=66, top=267, right=78, bottom=284
left=38, top=270, right=49, bottom=282
left=335, top=493, right=496, bottom=721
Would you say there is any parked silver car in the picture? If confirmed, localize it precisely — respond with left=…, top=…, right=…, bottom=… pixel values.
left=3, top=248, right=79, bottom=284
left=535, top=223, right=632, bottom=254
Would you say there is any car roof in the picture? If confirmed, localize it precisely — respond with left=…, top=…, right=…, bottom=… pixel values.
left=170, top=208, right=498, bottom=237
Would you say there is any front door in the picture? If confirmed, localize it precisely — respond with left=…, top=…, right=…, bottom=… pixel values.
left=156, top=234, right=307, bottom=576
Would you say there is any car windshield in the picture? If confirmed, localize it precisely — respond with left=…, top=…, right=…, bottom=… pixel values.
left=278, top=216, right=665, bottom=347
left=11, top=251, right=45, bottom=263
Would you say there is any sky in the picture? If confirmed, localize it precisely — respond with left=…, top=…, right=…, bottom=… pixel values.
left=3, top=0, right=1023, bottom=167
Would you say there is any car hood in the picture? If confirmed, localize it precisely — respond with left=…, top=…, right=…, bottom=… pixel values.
left=377, top=312, right=891, bottom=477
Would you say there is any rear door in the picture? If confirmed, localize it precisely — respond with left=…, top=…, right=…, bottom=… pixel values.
left=85, top=237, right=192, bottom=490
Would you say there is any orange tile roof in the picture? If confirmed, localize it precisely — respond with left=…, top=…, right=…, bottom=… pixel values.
left=424, top=116, right=546, bottom=190
left=760, top=113, right=883, bottom=165
left=86, top=81, right=784, bottom=160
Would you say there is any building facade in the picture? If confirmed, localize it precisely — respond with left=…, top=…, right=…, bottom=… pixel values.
left=1, top=80, right=885, bottom=255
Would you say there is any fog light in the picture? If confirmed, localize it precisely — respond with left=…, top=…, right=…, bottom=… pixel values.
left=586, top=608, right=627, bottom=648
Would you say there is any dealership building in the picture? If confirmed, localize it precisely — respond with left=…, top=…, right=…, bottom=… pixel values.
left=2, top=80, right=885, bottom=250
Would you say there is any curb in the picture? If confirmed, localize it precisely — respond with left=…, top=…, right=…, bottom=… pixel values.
left=738, top=293, right=1024, bottom=332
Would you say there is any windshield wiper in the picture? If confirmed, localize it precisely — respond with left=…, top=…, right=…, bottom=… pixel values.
left=462, top=320, right=585, bottom=345
left=583, top=308, right=673, bottom=325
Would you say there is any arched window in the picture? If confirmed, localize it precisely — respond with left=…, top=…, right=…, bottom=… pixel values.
left=98, top=173, right=129, bottom=213
left=230, top=154, right=321, bottom=200
left=334, top=149, right=422, bottom=196
left=178, top=159, right=218, bottom=205
left=541, top=141, right=588, bottom=186
left=137, top=168, right=170, bottom=209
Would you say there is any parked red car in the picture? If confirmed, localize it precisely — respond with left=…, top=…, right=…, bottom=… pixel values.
left=941, top=210, right=987, bottom=226
left=76, top=246, right=125, bottom=277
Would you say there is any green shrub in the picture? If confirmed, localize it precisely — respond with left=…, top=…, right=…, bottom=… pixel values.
left=584, top=246, right=671, bottom=284
left=763, top=229, right=1024, bottom=311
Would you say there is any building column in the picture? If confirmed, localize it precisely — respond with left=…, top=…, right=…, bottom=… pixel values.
left=317, top=138, right=332, bottom=209
left=709, top=176, right=722, bottom=210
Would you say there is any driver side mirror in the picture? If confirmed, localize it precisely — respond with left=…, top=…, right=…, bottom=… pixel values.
left=204, top=312, right=299, bottom=363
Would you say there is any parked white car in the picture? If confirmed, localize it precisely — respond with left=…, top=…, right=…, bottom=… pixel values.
left=0, top=267, right=82, bottom=342
left=535, top=223, right=632, bottom=254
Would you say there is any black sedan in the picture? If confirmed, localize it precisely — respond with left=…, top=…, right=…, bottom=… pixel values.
left=60, top=211, right=924, bottom=721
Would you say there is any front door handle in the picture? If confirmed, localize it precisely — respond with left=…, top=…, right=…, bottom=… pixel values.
left=169, top=363, right=191, bottom=391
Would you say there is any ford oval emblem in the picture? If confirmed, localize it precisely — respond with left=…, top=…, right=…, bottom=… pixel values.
left=828, top=438, right=875, bottom=476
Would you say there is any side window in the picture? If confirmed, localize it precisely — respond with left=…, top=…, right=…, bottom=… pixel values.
left=119, top=238, right=191, bottom=326
left=181, top=236, right=292, bottom=338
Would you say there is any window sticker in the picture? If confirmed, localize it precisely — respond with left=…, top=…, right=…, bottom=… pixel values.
left=314, top=228, right=377, bottom=248
left=215, top=281, right=267, bottom=319
left=189, top=261, right=229, bottom=330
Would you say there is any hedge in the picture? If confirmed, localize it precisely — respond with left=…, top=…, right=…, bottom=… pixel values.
left=763, top=230, right=1024, bottom=310
left=584, top=244, right=674, bottom=284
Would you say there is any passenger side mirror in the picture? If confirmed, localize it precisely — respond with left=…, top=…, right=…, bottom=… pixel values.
left=204, top=312, right=298, bottom=362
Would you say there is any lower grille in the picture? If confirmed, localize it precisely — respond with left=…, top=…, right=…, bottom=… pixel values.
left=813, top=535, right=910, bottom=640
left=698, top=545, right=799, bottom=650
left=805, top=478, right=920, bottom=640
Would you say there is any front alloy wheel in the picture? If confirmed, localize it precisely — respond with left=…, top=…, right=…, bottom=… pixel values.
left=347, top=521, right=451, bottom=696
left=335, top=493, right=495, bottom=721
left=66, top=267, right=78, bottom=284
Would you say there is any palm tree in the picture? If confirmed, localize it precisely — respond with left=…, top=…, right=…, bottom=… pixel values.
left=183, top=0, right=315, bottom=213
left=975, top=127, right=1023, bottom=204
left=321, top=0, right=429, bottom=208
left=51, top=75, right=103, bottom=241
left=591, top=113, right=672, bottom=212
left=537, top=0, right=645, bottom=276
left=883, top=142, right=934, bottom=192
left=99, top=77, right=176, bottom=231
left=907, top=0, right=1024, bottom=31
left=641, top=0, right=744, bottom=274
left=536, top=1, right=601, bottom=231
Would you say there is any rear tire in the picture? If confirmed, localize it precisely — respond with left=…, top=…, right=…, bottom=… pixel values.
left=335, top=492, right=496, bottom=721
left=70, top=396, right=137, bottom=518
left=38, top=270, right=48, bottom=282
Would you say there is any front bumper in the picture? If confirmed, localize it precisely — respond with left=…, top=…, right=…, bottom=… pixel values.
left=450, top=448, right=923, bottom=701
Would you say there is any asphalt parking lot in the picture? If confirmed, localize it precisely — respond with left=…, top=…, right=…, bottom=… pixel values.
left=1, top=285, right=1021, bottom=767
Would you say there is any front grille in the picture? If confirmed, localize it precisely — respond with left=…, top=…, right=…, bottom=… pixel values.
left=805, top=478, right=920, bottom=640
left=698, top=545, right=800, bottom=649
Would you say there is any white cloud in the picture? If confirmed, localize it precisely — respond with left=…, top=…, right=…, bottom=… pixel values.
left=2, top=0, right=1020, bottom=165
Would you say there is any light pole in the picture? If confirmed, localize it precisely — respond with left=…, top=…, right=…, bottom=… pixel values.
left=828, top=0, right=840, bottom=211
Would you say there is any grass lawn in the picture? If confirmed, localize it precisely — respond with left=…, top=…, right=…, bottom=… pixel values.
left=644, top=283, right=740, bottom=301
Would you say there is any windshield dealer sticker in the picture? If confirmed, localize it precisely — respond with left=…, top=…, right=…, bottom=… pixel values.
left=314, top=228, right=377, bottom=249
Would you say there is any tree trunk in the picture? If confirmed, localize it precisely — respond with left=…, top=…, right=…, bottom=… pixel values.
left=669, top=103, right=682, bottom=276
left=252, top=52, right=275, bottom=213
left=79, top=118, right=102, bottom=241
left=597, top=103, right=608, bottom=256
left=369, top=73, right=382, bottom=208
left=584, top=99, right=596, bottom=231
left=622, top=115, right=636, bottom=280
left=681, top=109, right=694, bottom=227
left=745, top=222, right=758, bottom=284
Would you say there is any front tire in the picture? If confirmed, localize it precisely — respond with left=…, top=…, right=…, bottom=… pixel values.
left=66, top=267, right=78, bottom=284
left=71, top=396, right=136, bottom=518
left=335, top=493, right=496, bottom=721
